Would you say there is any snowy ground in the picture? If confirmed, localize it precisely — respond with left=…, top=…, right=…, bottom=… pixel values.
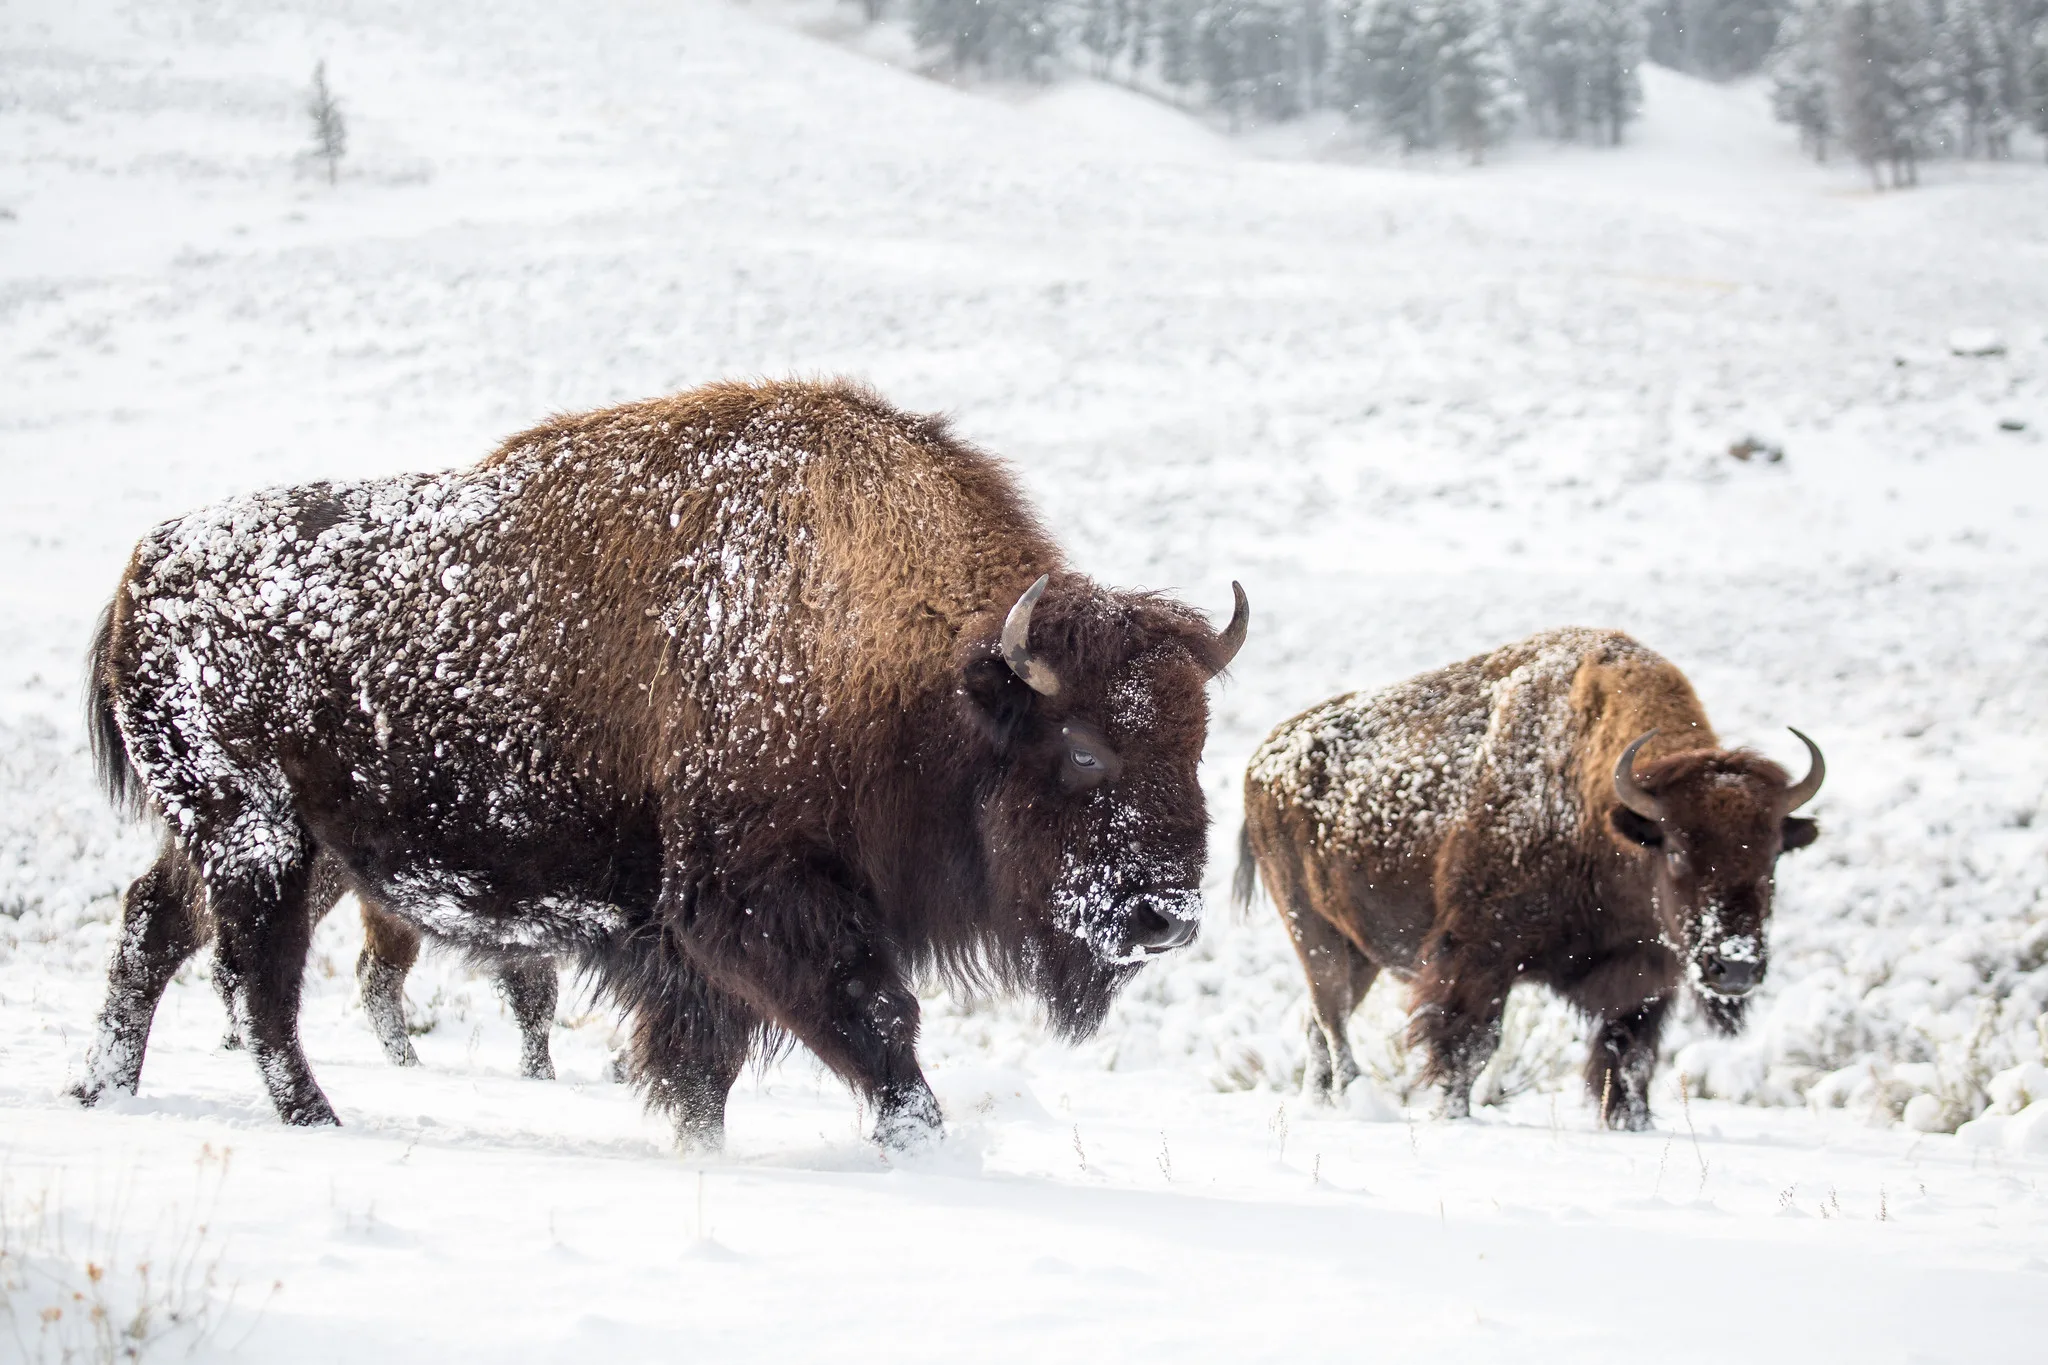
left=5, top=0, right=2048, bottom=1357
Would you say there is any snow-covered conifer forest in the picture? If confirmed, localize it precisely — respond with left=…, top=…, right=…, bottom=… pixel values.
left=891, top=0, right=2048, bottom=170
left=4, top=0, right=2048, bottom=1358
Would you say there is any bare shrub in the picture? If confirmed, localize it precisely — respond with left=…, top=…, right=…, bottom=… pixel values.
left=0, top=1147, right=263, bottom=1363
left=307, top=62, right=348, bottom=186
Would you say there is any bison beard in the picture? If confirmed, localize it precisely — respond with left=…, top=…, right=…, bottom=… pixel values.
left=74, top=379, right=1246, bottom=1149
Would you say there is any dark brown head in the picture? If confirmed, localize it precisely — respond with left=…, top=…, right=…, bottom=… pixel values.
left=1608, top=729, right=1823, bottom=1021
left=956, top=573, right=1246, bottom=1031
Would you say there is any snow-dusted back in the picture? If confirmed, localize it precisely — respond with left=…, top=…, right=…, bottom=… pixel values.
left=1246, top=627, right=1637, bottom=869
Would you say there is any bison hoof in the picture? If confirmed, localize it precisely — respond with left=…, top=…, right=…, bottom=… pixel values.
left=1303, top=1074, right=1357, bottom=1108
left=70, top=1068, right=137, bottom=1110
left=279, top=1095, right=342, bottom=1127
left=873, top=1090, right=944, bottom=1151
left=676, top=1122, right=726, bottom=1156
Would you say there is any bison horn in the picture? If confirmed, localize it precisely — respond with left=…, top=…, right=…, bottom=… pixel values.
left=1613, top=731, right=1667, bottom=822
left=1001, top=574, right=1062, bottom=697
left=1210, top=581, right=1250, bottom=674
left=1783, top=727, right=1825, bottom=811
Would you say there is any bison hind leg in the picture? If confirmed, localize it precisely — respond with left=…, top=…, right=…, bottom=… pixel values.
left=357, top=897, right=422, bottom=1067
left=203, top=818, right=338, bottom=1127
left=1408, top=965, right=1512, bottom=1122
left=623, top=968, right=756, bottom=1155
left=495, top=958, right=559, bottom=1081
left=1279, top=903, right=1377, bottom=1105
left=75, top=843, right=209, bottom=1106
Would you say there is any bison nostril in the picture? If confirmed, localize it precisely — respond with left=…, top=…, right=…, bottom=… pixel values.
left=1702, top=956, right=1759, bottom=996
left=1130, top=905, right=1196, bottom=954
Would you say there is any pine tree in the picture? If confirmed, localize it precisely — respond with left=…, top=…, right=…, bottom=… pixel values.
left=2026, top=11, right=2048, bottom=159
left=1831, top=0, right=1939, bottom=186
left=1518, top=0, right=1588, bottom=139
left=1939, top=0, right=2014, bottom=156
left=1198, top=0, right=1304, bottom=125
left=1768, top=0, right=1836, bottom=159
left=914, top=0, right=1060, bottom=78
left=1125, top=0, right=1156, bottom=74
left=1648, top=0, right=1786, bottom=76
left=1156, top=0, right=1208, bottom=93
left=1075, top=0, right=1123, bottom=75
left=1580, top=0, right=1646, bottom=144
left=1295, top=0, right=1335, bottom=108
left=1342, top=0, right=1439, bottom=147
left=307, top=61, right=347, bottom=187
left=1426, top=0, right=1518, bottom=161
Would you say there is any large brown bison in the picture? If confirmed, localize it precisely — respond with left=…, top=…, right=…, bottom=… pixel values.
left=1236, top=628, right=1821, bottom=1130
left=76, top=379, right=1246, bottom=1148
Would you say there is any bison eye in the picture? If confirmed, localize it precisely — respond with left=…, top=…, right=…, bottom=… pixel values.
left=1058, top=725, right=1121, bottom=790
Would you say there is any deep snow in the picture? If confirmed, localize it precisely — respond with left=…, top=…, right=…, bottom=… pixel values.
left=4, top=0, right=2048, bottom=1357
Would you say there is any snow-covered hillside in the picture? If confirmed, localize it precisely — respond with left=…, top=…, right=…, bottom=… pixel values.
left=4, top=0, right=2048, bottom=1358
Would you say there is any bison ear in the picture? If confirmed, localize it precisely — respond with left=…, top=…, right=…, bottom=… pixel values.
left=959, top=654, right=1035, bottom=747
left=1781, top=816, right=1819, bottom=852
left=1608, top=805, right=1664, bottom=849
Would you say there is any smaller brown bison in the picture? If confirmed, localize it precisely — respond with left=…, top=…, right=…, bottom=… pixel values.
left=168, top=853, right=563, bottom=1078
left=311, top=859, right=561, bottom=1079
left=1236, top=628, right=1823, bottom=1130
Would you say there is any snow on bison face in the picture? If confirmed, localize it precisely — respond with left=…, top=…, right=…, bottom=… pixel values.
left=956, top=575, right=1245, bottom=1020
left=1608, top=730, right=1823, bottom=1026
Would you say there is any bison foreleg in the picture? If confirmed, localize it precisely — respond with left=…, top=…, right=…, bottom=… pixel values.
left=1583, top=995, right=1670, bottom=1131
left=75, top=844, right=208, bottom=1106
left=676, top=876, right=941, bottom=1151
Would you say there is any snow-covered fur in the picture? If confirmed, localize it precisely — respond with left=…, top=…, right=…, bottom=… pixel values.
left=76, top=378, right=1241, bottom=1146
left=1238, top=628, right=1821, bottom=1131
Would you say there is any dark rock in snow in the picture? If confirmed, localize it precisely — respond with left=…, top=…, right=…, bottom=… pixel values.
left=1948, top=329, right=2006, bottom=358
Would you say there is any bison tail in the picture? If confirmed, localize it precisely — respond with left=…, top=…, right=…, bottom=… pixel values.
left=86, top=598, right=144, bottom=818
left=1230, top=821, right=1260, bottom=918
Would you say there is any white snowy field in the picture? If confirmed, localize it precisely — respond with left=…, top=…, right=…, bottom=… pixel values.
left=4, top=0, right=2048, bottom=1357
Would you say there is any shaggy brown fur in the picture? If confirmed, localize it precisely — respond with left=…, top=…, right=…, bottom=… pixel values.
left=77, top=379, right=1241, bottom=1147
left=1237, top=628, right=1820, bottom=1130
